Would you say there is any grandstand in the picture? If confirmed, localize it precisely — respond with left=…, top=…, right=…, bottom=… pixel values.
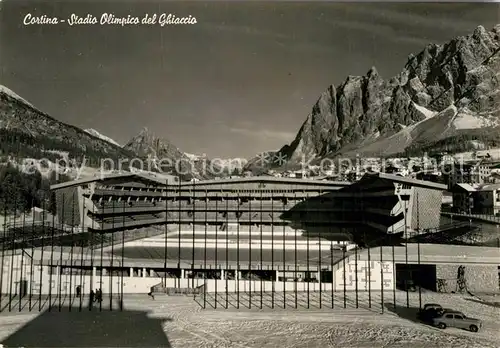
left=2, top=171, right=499, bottom=305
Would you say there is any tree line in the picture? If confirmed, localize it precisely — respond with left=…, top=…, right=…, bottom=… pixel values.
left=0, top=163, right=71, bottom=214
left=0, top=128, right=135, bottom=168
left=397, top=130, right=500, bottom=157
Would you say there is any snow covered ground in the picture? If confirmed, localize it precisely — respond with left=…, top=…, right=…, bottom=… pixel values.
left=0, top=291, right=498, bottom=347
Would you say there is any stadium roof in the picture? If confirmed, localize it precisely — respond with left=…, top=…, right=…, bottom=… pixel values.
left=50, top=172, right=176, bottom=190
left=477, top=183, right=500, bottom=191
left=358, top=172, right=447, bottom=190
left=454, top=183, right=476, bottom=192
left=176, top=176, right=350, bottom=187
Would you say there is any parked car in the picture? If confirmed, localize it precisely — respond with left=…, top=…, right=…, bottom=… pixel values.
left=432, top=310, right=482, bottom=332
left=417, top=303, right=444, bottom=323
left=396, top=278, right=417, bottom=292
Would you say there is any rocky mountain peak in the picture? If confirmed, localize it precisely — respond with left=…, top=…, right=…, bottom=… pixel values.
left=124, top=127, right=181, bottom=158
left=123, top=127, right=219, bottom=180
left=139, top=126, right=150, bottom=134
left=367, top=66, right=379, bottom=78
left=260, top=24, right=500, bottom=167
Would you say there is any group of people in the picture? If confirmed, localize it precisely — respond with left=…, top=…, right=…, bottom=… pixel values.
left=73, top=286, right=104, bottom=309
left=90, top=288, right=103, bottom=303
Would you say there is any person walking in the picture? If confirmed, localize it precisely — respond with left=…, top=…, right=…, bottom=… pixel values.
left=89, top=289, right=95, bottom=310
left=97, top=288, right=103, bottom=303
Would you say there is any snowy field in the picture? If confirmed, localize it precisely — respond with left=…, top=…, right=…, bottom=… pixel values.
left=0, top=291, right=498, bottom=347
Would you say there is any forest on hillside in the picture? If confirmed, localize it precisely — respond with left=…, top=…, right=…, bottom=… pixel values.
left=397, top=128, right=500, bottom=157
left=0, top=128, right=136, bottom=169
left=0, top=163, right=71, bottom=214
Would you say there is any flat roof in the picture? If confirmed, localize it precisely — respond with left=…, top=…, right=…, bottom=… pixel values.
left=50, top=172, right=176, bottom=190
left=454, top=183, right=476, bottom=192
left=12, top=243, right=499, bottom=268
left=361, top=172, right=447, bottom=190
left=477, top=183, right=500, bottom=191
left=357, top=243, right=500, bottom=265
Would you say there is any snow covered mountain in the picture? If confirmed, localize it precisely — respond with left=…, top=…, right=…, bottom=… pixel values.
left=0, top=85, right=33, bottom=107
left=85, top=128, right=121, bottom=147
left=245, top=24, right=500, bottom=172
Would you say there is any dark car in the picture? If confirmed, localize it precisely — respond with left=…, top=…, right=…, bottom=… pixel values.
left=432, top=310, right=482, bottom=332
left=417, top=303, right=444, bottom=323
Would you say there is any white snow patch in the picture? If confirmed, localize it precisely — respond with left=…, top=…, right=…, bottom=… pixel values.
left=452, top=110, right=500, bottom=130
left=413, top=102, right=437, bottom=119
left=85, top=128, right=121, bottom=147
left=184, top=152, right=206, bottom=161
left=453, top=147, right=500, bottom=161
left=0, top=85, right=33, bottom=106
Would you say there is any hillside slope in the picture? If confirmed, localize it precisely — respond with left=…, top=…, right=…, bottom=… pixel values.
left=0, top=85, right=137, bottom=170
left=85, top=128, right=121, bottom=147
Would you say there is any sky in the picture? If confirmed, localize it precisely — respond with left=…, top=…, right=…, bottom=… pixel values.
left=1, top=1, right=499, bottom=159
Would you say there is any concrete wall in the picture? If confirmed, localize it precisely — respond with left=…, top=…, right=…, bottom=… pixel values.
left=55, top=187, right=80, bottom=226
left=333, top=259, right=394, bottom=292
left=5, top=256, right=496, bottom=296
left=410, top=187, right=443, bottom=231
left=1, top=254, right=394, bottom=295
left=436, top=264, right=499, bottom=293
left=79, top=187, right=98, bottom=229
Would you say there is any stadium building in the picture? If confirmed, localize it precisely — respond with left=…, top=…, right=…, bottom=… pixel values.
left=1, top=172, right=499, bottom=301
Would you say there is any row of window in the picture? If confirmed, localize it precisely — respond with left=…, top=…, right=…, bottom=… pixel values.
left=90, top=185, right=339, bottom=194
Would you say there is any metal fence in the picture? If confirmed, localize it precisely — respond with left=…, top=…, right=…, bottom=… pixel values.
left=1, top=188, right=499, bottom=315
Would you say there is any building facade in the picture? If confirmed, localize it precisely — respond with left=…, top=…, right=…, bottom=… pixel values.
left=451, top=183, right=500, bottom=215
left=451, top=183, right=476, bottom=214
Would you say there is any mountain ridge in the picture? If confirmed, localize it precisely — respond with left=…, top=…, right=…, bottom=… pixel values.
left=245, top=24, right=500, bottom=171
left=85, top=128, right=121, bottom=147
left=0, top=85, right=136, bottom=166
left=0, top=88, right=207, bottom=179
left=122, top=127, right=217, bottom=179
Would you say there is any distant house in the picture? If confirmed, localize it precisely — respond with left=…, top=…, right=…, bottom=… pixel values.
left=474, top=183, right=500, bottom=216
left=451, top=183, right=476, bottom=214
left=444, top=161, right=494, bottom=188
left=451, top=182, right=500, bottom=215
left=416, top=172, right=441, bottom=183
left=471, top=164, right=491, bottom=184
left=490, top=172, right=500, bottom=183
left=383, top=165, right=399, bottom=174
left=442, top=163, right=473, bottom=189
left=293, top=171, right=305, bottom=179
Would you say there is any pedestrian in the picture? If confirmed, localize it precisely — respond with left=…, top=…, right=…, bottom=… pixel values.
left=89, top=289, right=95, bottom=309
left=148, top=288, right=155, bottom=300
left=76, top=285, right=81, bottom=297
left=98, top=288, right=103, bottom=303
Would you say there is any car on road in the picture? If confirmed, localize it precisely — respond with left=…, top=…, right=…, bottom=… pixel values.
left=417, top=303, right=443, bottom=323
left=432, top=310, right=482, bottom=332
